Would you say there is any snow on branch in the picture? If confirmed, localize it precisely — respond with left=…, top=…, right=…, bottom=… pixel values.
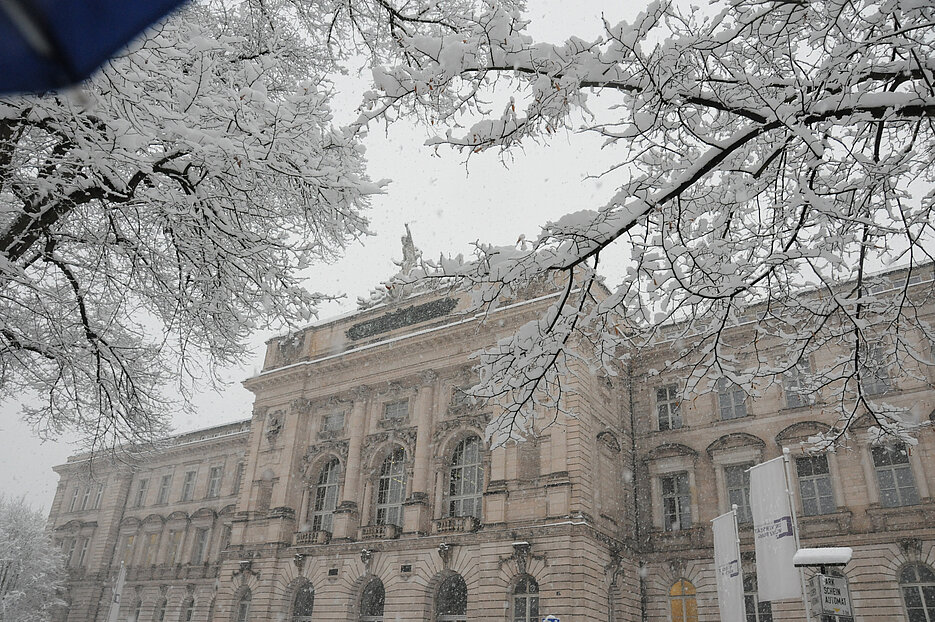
left=361, top=0, right=935, bottom=445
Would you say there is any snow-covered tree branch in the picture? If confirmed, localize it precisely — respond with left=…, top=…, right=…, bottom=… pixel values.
left=0, top=0, right=393, bottom=449
left=359, top=0, right=935, bottom=445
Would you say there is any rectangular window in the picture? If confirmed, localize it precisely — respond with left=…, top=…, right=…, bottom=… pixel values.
left=321, top=411, right=345, bottom=432
left=121, top=535, right=135, bottom=565
left=64, top=537, right=77, bottom=566
left=232, top=463, right=244, bottom=496
left=206, top=466, right=223, bottom=499
left=860, top=343, right=890, bottom=396
left=133, top=479, right=148, bottom=508
left=156, top=474, right=172, bottom=505
left=191, top=528, right=210, bottom=564
left=92, top=482, right=104, bottom=509
left=783, top=359, right=813, bottom=409
left=69, top=487, right=80, bottom=512
left=383, top=399, right=409, bottom=420
left=79, top=486, right=91, bottom=511
left=143, top=532, right=159, bottom=566
left=661, top=472, right=692, bottom=531
left=795, top=455, right=835, bottom=516
left=725, top=464, right=753, bottom=523
left=656, top=384, right=682, bottom=430
left=76, top=537, right=90, bottom=567
left=872, top=444, right=920, bottom=507
left=717, top=378, right=748, bottom=420
left=166, top=530, right=182, bottom=565
left=180, top=470, right=197, bottom=502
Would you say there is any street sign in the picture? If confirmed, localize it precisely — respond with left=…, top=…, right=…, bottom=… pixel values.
left=808, top=574, right=852, bottom=617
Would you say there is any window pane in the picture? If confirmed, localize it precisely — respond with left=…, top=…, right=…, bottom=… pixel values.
left=437, top=575, right=467, bottom=615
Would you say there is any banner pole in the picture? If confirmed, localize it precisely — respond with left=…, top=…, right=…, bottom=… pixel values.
left=783, top=448, right=812, bottom=622
left=732, top=504, right=745, bottom=619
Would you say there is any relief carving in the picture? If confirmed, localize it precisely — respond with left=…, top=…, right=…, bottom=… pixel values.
left=432, top=413, right=491, bottom=444
left=278, top=333, right=304, bottom=364
left=301, top=440, right=350, bottom=479
left=265, top=411, right=284, bottom=442
left=362, top=427, right=418, bottom=458
left=291, top=398, right=313, bottom=414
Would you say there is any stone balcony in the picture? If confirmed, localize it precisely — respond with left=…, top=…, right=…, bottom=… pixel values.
left=432, top=515, right=479, bottom=534
left=294, top=529, right=331, bottom=546
left=358, top=523, right=401, bottom=540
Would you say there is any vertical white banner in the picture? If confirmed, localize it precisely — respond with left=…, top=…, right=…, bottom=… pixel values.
left=712, top=510, right=745, bottom=622
left=750, top=456, right=801, bottom=601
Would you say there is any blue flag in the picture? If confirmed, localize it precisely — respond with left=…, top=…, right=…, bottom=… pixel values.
left=0, top=0, right=188, bottom=94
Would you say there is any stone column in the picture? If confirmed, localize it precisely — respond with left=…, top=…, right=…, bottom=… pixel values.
left=332, top=388, right=368, bottom=540
left=404, top=372, right=436, bottom=534
left=411, top=371, right=437, bottom=494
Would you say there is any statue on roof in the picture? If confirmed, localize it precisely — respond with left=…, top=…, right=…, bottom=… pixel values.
left=399, top=223, right=420, bottom=275
left=357, top=224, right=426, bottom=309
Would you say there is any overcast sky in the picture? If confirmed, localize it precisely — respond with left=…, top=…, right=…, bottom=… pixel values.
left=0, top=0, right=646, bottom=513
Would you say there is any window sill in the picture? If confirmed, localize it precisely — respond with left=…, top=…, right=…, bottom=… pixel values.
left=377, top=417, right=409, bottom=429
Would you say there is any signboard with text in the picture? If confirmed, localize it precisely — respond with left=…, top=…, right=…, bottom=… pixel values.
left=807, top=574, right=852, bottom=617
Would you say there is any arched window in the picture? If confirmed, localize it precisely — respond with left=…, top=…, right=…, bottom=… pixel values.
left=743, top=574, right=772, bottom=622
left=359, top=577, right=385, bottom=622
left=235, top=590, right=252, bottom=622
left=293, top=583, right=315, bottom=622
left=436, top=574, right=467, bottom=622
left=311, top=459, right=341, bottom=533
left=449, top=436, right=483, bottom=519
left=512, top=575, right=539, bottom=622
left=668, top=579, right=698, bottom=622
left=376, top=448, right=407, bottom=527
left=901, top=564, right=935, bottom=622
left=153, top=598, right=167, bottom=622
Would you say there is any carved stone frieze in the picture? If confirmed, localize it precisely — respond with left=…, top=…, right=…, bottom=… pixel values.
left=265, top=410, right=284, bottom=442
left=318, top=394, right=352, bottom=412
left=301, top=440, right=350, bottom=479
left=597, top=430, right=622, bottom=453
left=291, top=398, right=313, bottom=415
left=432, top=413, right=491, bottom=445
left=278, top=333, right=305, bottom=364
left=362, top=427, right=418, bottom=458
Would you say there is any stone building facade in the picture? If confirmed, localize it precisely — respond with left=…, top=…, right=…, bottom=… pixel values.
left=47, top=271, right=935, bottom=622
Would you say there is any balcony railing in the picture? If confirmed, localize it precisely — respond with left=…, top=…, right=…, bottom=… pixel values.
left=358, top=523, right=401, bottom=540
left=294, top=529, right=331, bottom=546
left=432, top=516, right=478, bottom=534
